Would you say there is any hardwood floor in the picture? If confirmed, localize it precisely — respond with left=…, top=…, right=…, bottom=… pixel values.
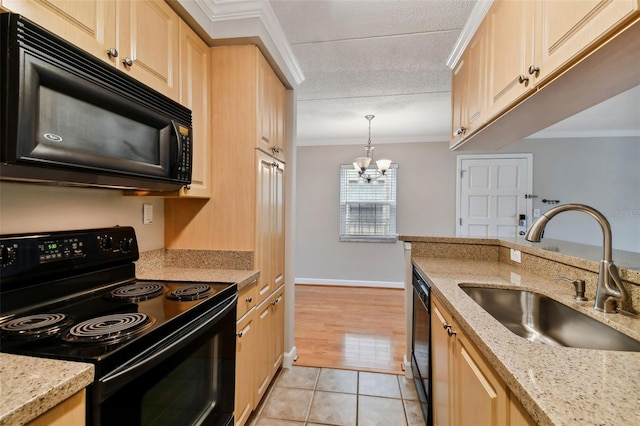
left=293, top=284, right=406, bottom=375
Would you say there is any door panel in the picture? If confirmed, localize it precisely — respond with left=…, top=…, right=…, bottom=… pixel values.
left=458, top=156, right=531, bottom=237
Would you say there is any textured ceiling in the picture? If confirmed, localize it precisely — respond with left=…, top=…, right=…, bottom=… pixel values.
left=269, top=0, right=639, bottom=147
left=269, top=0, right=477, bottom=146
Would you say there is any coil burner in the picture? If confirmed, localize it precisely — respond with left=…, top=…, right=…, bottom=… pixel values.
left=109, top=283, right=165, bottom=302
left=63, top=313, right=155, bottom=344
left=166, top=284, right=212, bottom=301
left=0, top=313, right=74, bottom=341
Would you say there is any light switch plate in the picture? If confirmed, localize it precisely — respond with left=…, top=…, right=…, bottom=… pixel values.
left=143, top=204, right=153, bottom=225
left=510, top=248, right=521, bottom=263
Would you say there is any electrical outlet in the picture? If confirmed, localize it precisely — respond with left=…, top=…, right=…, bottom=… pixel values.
left=143, top=204, right=153, bottom=225
left=510, top=248, right=521, bottom=263
left=533, top=208, right=541, bottom=218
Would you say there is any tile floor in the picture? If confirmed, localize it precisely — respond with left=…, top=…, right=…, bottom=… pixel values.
left=248, top=366, right=425, bottom=426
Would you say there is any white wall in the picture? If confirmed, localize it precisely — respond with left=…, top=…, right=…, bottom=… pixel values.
left=295, top=136, right=639, bottom=285
left=0, top=182, right=165, bottom=251
left=295, top=142, right=457, bottom=285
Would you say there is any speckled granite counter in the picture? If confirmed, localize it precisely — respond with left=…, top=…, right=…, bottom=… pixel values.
left=411, top=255, right=640, bottom=426
left=0, top=353, right=93, bottom=426
left=136, top=248, right=260, bottom=290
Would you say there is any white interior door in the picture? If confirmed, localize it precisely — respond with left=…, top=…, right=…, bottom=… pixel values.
left=457, top=154, right=533, bottom=238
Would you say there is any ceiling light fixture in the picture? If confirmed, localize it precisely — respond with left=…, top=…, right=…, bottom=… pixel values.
left=352, top=115, right=392, bottom=183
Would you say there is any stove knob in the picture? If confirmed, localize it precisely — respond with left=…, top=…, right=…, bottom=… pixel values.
left=1, top=245, right=15, bottom=266
left=99, top=236, right=113, bottom=251
left=120, top=238, right=133, bottom=253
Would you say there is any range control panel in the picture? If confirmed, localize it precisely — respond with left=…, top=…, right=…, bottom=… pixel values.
left=0, top=226, right=139, bottom=284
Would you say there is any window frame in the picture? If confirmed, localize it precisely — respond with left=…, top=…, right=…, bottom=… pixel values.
left=339, top=163, right=398, bottom=243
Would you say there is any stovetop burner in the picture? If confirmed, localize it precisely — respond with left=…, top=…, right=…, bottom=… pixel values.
left=166, top=283, right=212, bottom=301
left=0, top=313, right=74, bottom=340
left=63, top=313, right=155, bottom=345
left=109, top=282, right=165, bottom=302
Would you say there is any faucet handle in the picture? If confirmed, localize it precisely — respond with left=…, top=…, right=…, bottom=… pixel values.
left=554, top=277, right=588, bottom=301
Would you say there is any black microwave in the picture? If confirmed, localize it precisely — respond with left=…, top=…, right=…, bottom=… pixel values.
left=0, top=13, right=192, bottom=191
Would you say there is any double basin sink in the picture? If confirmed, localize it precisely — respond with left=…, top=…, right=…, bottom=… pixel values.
left=460, top=286, right=640, bottom=352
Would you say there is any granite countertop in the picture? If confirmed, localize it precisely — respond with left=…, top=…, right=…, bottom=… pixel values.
left=412, top=256, right=640, bottom=426
left=0, top=354, right=94, bottom=426
left=136, top=266, right=259, bottom=291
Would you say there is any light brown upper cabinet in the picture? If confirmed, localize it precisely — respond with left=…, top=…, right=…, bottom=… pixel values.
left=257, top=53, right=287, bottom=162
left=450, top=20, right=487, bottom=147
left=485, top=0, right=536, bottom=120
left=177, top=20, right=211, bottom=198
left=0, top=0, right=117, bottom=64
left=451, top=0, right=640, bottom=148
left=535, top=0, right=640, bottom=85
left=1, top=0, right=180, bottom=100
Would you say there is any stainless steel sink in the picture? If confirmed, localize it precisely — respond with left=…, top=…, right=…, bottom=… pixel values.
left=460, top=286, right=640, bottom=352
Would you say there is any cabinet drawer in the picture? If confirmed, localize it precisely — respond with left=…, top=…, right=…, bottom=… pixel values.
left=237, top=281, right=257, bottom=319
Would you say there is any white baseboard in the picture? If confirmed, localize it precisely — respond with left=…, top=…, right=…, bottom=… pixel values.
left=283, top=345, right=297, bottom=369
left=295, top=278, right=404, bottom=289
left=403, top=354, right=413, bottom=379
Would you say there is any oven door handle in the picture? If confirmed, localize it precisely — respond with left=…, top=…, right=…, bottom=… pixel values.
left=98, top=293, right=237, bottom=397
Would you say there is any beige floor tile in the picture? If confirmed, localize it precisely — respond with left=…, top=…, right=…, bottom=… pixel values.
left=253, top=419, right=305, bottom=426
left=276, top=365, right=320, bottom=389
left=357, top=395, right=408, bottom=426
left=358, top=372, right=402, bottom=399
left=259, top=387, right=314, bottom=422
left=403, top=399, right=426, bottom=426
left=308, top=391, right=357, bottom=426
left=316, top=368, right=358, bottom=394
left=397, top=376, right=418, bottom=400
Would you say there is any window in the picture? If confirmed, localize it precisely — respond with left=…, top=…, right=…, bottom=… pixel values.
left=339, top=164, right=398, bottom=242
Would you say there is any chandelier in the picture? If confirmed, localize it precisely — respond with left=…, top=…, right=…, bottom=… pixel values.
left=352, top=115, right=392, bottom=183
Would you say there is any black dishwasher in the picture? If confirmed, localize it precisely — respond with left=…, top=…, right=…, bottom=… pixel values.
left=411, top=266, right=431, bottom=425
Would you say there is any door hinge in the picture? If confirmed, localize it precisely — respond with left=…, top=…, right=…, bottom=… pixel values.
left=459, top=218, right=462, bottom=226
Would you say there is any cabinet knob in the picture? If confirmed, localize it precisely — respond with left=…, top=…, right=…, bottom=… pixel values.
left=246, top=296, right=253, bottom=303
left=447, top=327, right=457, bottom=337
left=122, top=57, right=134, bottom=67
left=106, top=48, right=118, bottom=58
left=518, top=75, right=529, bottom=84
left=528, top=65, right=540, bottom=76
left=454, top=126, right=467, bottom=137
left=236, top=331, right=244, bottom=338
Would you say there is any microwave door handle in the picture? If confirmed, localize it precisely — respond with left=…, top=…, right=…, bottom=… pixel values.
left=172, top=121, right=183, bottom=175
left=98, top=293, right=237, bottom=396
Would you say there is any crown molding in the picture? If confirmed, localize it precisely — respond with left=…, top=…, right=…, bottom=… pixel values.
left=177, top=0, right=305, bottom=86
left=446, top=0, right=492, bottom=69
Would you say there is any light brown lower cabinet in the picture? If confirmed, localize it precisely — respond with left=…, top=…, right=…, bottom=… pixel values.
left=235, top=284, right=285, bottom=426
left=431, top=294, right=535, bottom=426
left=27, top=390, right=85, bottom=426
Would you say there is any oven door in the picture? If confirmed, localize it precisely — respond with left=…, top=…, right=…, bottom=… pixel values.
left=92, top=293, right=237, bottom=426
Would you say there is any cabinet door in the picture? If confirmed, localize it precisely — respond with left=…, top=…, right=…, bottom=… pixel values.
left=235, top=310, right=255, bottom=426
left=486, top=0, right=535, bottom=118
left=256, top=53, right=274, bottom=155
left=463, top=21, right=487, bottom=136
left=455, top=331, right=508, bottom=426
left=255, top=152, right=275, bottom=305
left=272, top=79, right=287, bottom=162
left=1, top=0, right=116, bottom=64
left=536, top=0, right=639, bottom=84
left=431, top=300, right=454, bottom=426
left=178, top=20, right=211, bottom=198
left=254, top=296, right=272, bottom=405
left=450, top=57, right=466, bottom=147
left=270, top=286, right=285, bottom=372
left=117, top=0, right=180, bottom=100
left=272, top=160, right=285, bottom=290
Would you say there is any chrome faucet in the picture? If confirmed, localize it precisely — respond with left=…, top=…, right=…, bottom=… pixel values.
left=525, top=204, right=628, bottom=313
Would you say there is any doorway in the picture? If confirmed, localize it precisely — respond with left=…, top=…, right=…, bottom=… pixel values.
left=456, top=154, right=533, bottom=237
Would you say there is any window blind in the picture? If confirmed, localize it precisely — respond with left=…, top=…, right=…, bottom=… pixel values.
left=339, top=164, right=398, bottom=242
